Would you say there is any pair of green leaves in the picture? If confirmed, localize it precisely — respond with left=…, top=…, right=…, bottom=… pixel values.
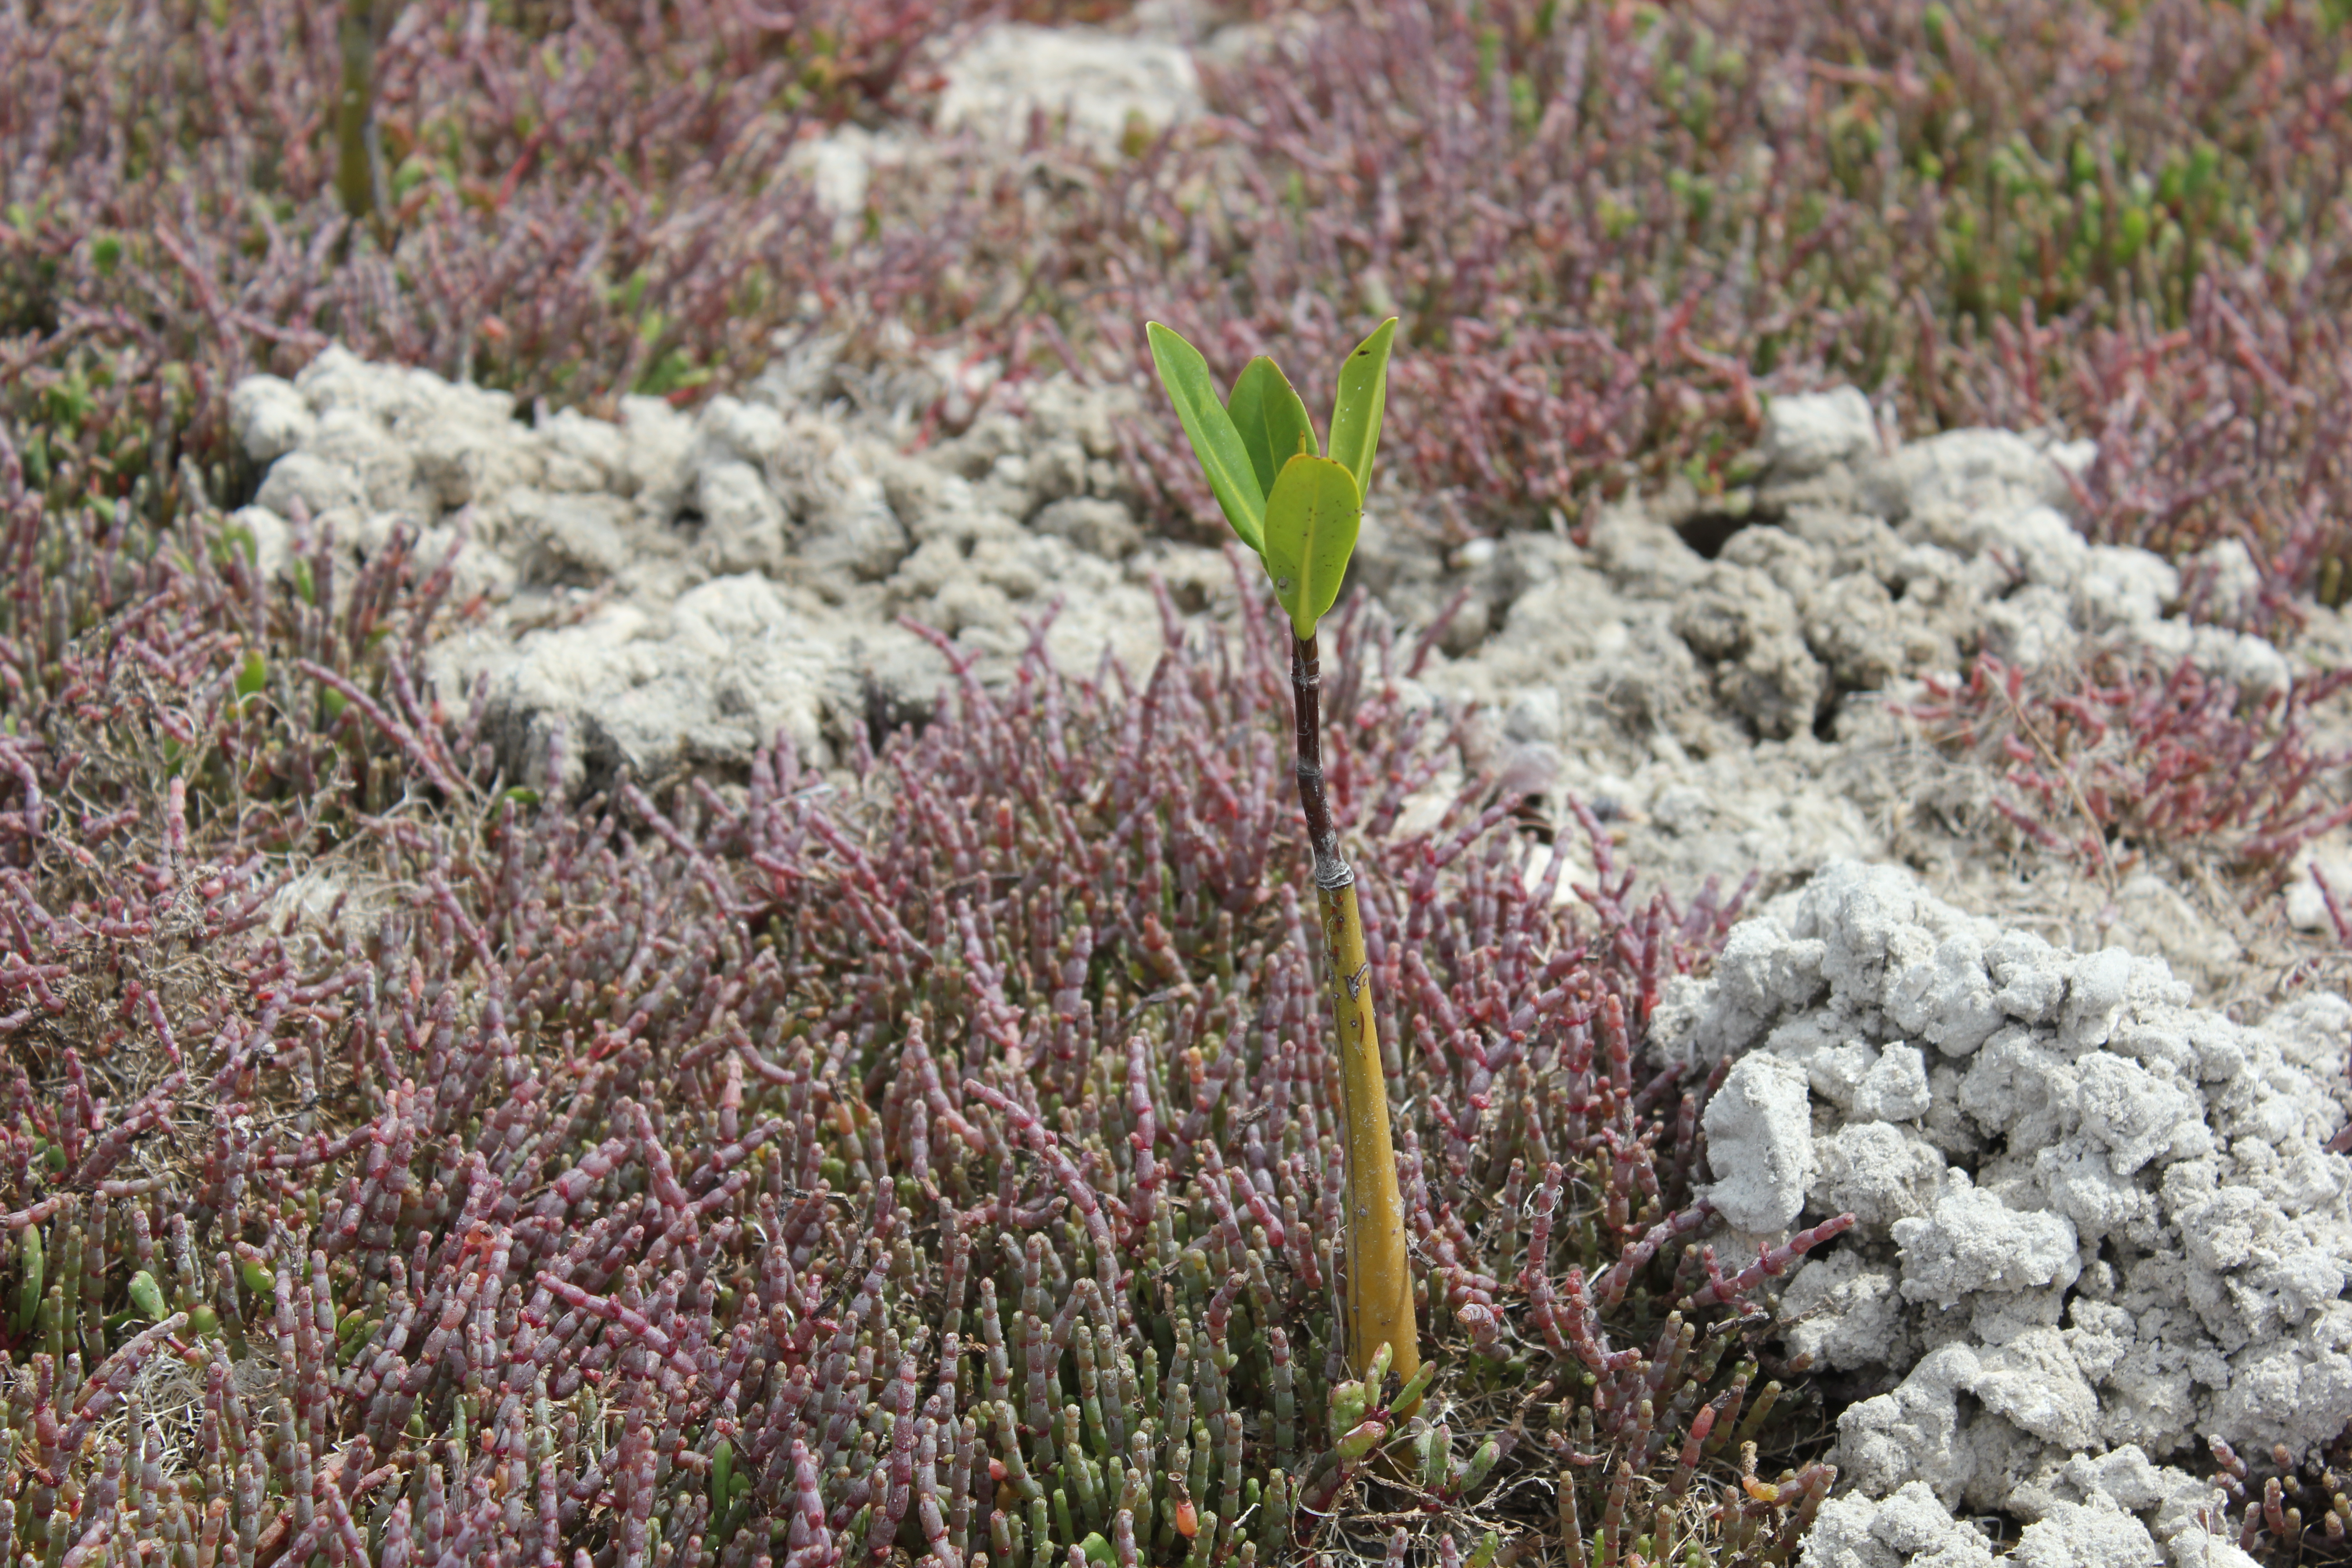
left=1147, top=318, right=1397, bottom=639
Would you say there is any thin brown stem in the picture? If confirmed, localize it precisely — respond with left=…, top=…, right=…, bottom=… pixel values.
left=1290, top=633, right=1350, bottom=892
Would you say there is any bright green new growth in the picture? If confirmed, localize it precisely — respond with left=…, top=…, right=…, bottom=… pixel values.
left=1327, top=316, right=1396, bottom=499
left=1262, top=454, right=1362, bottom=639
left=1145, top=317, right=1398, bottom=638
left=1145, top=322, right=1266, bottom=554
left=1227, top=356, right=1319, bottom=494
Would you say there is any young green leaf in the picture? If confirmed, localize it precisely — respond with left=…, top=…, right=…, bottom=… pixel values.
left=1261, top=454, right=1362, bottom=639
left=1227, top=356, right=1318, bottom=495
left=1146, top=322, right=1266, bottom=554
left=1327, top=317, right=1398, bottom=499
left=127, top=1270, right=168, bottom=1323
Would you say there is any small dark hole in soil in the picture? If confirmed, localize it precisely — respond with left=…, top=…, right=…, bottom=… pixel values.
left=218, top=450, right=263, bottom=512
left=1813, top=1367, right=1902, bottom=1407
left=864, top=678, right=931, bottom=753
left=1676, top=511, right=1753, bottom=560
left=1813, top=696, right=1842, bottom=742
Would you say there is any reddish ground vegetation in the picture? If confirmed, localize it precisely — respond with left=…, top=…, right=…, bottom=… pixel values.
left=0, top=432, right=1875, bottom=1566
left=5, top=0, right=2352, bottom=614
left=1909, top=647, right=2352, bottom=893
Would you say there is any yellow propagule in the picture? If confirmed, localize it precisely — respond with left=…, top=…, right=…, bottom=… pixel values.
left=1291, top=630, right=1419, bottom=1383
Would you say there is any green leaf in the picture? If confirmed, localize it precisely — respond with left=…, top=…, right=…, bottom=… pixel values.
left=1392, top=1359, right=1436, bottom=1416
left=13, top=1224, right=42, bottom=1333
left=1261, top=454, right=1362, bottom=639
left=127, top=1270, right=168, bottom=1323
left=1146, top=322, right=1265, bottom=554
left=1330, top=1377, right=1368, bottom=1435
left=1414, top=1423, right=1448, bottom=1491
left=1460, top=1438, right=1503, bottom=1492
left=711, top=1438, right=735, bottom=1509
left=1334, top=1416, right=1387, bottom=1461
left=1327, top=317, right=1398, bottom=499
left=1226, top=357, right=1318, bottom=496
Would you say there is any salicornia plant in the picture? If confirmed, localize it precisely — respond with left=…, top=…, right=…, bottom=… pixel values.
left=1145, top=316, right=1420, bottom=1384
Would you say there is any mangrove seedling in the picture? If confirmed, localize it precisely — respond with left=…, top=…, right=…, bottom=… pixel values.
left=336, top=0, right=398, bottom=247
left=1146, top=315, right=1417, bottom=1384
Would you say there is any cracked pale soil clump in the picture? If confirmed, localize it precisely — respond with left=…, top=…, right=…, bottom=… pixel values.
left=1654, top=862, right=2349, bottom=1566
